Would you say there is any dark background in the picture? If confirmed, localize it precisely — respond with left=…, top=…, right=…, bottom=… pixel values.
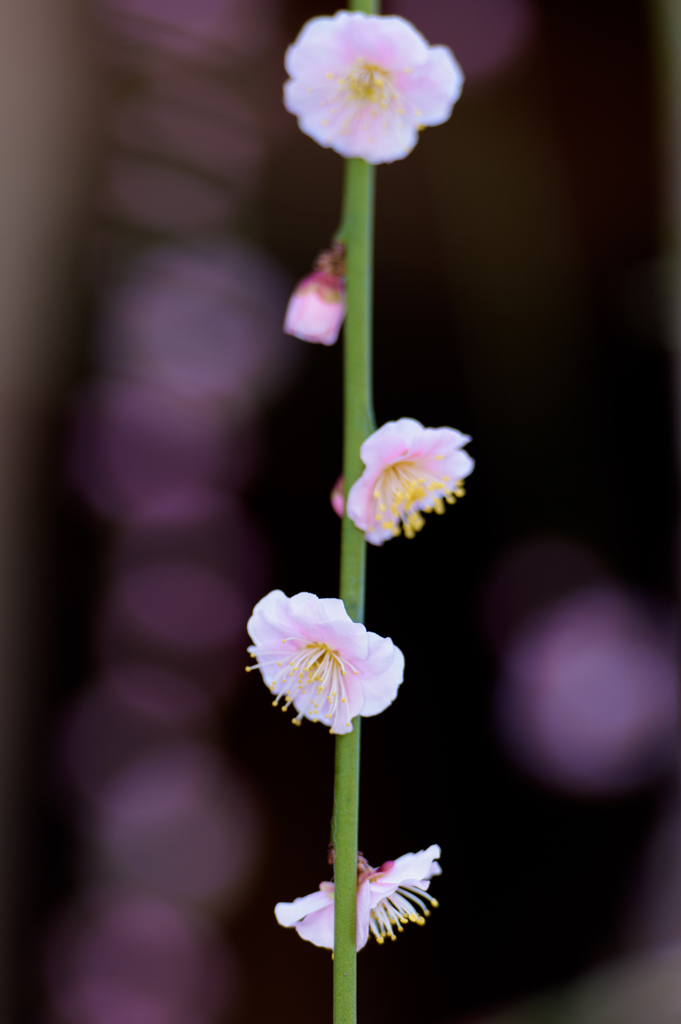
left=30, top=1, right=677, bottom=1022
left=230, top=1, right=674, bottom=1022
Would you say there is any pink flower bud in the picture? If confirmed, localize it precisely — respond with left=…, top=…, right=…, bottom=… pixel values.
left=330, top=474, right=344, bottom=517
left=284, top=270, right=345, bottom=345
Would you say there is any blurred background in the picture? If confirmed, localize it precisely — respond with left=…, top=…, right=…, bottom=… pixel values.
left=0, top=0, right=678, bottom=1021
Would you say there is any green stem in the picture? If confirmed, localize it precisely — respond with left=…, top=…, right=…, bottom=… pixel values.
left=332, top=1, right=379, bottom=1016
left=332, top=155, right=375, bottom=1024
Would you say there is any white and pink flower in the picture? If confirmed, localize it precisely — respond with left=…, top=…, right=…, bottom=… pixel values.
left=246, top=590, right=404, bottom=734
left=283, top=12, right=463, bottom=164
left=274, top=845, right=442, bottom=950
left=347, top=417, right=474, bottom=546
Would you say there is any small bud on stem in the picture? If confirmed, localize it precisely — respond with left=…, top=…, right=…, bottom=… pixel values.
left=284, top=243, right=346, bottom=346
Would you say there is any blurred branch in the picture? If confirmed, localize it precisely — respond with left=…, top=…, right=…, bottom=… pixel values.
left=651, top=0, right=681, bottom=461
left=0, top=0, right=95, bottom=1013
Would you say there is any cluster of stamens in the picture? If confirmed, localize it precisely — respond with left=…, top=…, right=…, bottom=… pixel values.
left=247, top=640, right=359, bottom=731
left=343, top=61, right=396, bottom=106
left=369, top=885, right=439, bottom=944
left=320, top=60, right=407, bottom=137
left=371, top=457, right=466, bottom=539
left=358, top=856, right=439, bottom=945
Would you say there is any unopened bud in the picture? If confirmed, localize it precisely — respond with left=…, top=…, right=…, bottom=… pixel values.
left=330, top=474, right=344, bottom=517
left=284, top=244, right=346, bottom=345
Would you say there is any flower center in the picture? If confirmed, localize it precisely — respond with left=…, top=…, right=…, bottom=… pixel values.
left=372, top=460, right=466, bottom=539
left=250, top=640, right=359, bottom=732
left=345, top=61, right=395, bottom=106
left=369, top=885, right=440, bottom=945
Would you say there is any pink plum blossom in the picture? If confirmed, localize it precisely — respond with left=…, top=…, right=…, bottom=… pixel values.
left=347, top=417, right=474, bottom=545
left=246, top=590, right=404, bottom=733
left=284, top=270, right=345, bottom=345
left=274, top=845, right=441, bottom=950
left=283, top=12, right=464, bottom=164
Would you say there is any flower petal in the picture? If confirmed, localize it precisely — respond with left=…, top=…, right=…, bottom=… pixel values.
left=247, top=589, right=305, bottom=648
left=288, top=592, right=370, bottom=661
left=360, top=418, right=425, bottom=467
left=398, top=46, right=464, bottom=126
left=369, top=845, right=442, bottom=904
left=359, top=635, right=404, bottom=716
left=356, top=878, right=372, bottom=950
left=275, top=887, right=334, bottom=928
left=296, top=903, right=336, bottom=949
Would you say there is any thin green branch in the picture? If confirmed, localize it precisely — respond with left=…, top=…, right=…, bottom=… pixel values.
left=332, top=155, right=375, bottom=1024
left=332, top=1, right=379, bottom=1016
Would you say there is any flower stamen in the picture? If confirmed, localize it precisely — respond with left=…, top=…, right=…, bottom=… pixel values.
left=369, top=885, right=439, bottom=945
left=342, top=61, right=396, bottom=106
left=372, top=460, right=466, bottom=539
left=256, top=642, right=355, bottom=731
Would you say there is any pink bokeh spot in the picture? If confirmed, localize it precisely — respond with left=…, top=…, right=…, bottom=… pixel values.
left=100, top=243, right=295, bottom=407
left=96, top=744, right=260, bottom=903
left=47, top=896, right=232, bottom=1024
left=107, top=156, right=233, bottom=234
left=496, top=586, right=679, bottom=795
left=105, top=663, right=212, bottom=725
left=99, top=0, right=277, bottom=57
left=389, top=0, right=537, bottom=83
left=114, top=85, right=264, bottom=182
left=70, top=383, right=229, bottom=526
left=113, top=560, right=247, bottom=651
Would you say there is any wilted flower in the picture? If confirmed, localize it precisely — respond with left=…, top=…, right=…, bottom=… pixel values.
left=284, top=245, right=346, bottom=345
left=246, top=590, right=404, bottom=733
left=347, top=418, right=474, bottom=545
left=274, top=845, right=441, bottom=950
left=283, top=11, right=463, bottom=164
